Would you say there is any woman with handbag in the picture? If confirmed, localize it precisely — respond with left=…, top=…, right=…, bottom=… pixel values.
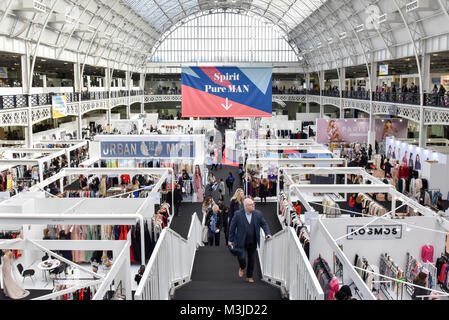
left=205, top=205, right=222, bottom=246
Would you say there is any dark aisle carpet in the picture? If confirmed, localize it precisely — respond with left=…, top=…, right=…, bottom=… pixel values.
left=170, top=202, right=203, bottom=239
left=0, top=289, right=52, bottom=300
left=173, top=232, right=283, bottom=300
left=171, top=164, right=283, bottom=300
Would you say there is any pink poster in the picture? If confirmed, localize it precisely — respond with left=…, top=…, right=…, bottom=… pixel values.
left=316, top=119, right=408, bottom=143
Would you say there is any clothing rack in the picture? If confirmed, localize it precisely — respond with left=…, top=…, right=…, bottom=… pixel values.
left=379, top=253, right=404, bottom=300
left=323, top=194, right=341, bottom=218
left=358, top=193, right=388, bottom=217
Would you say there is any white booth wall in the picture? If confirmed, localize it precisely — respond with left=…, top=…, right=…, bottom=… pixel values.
left=310, top=216, right=446, bottom=292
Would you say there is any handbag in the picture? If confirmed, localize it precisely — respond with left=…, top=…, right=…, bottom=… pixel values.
left=202, top=226, right=208, bottom=243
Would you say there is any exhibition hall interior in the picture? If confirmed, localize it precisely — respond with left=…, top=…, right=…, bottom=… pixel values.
left=0, top=0, right=448, bottom=302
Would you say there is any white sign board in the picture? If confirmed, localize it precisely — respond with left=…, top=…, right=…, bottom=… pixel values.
left=346, top=225, right=402, bottom=240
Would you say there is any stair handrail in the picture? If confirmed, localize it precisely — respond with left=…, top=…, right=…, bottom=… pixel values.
left=258, top=227, right=324, bottom=300
left=134, top=212, right=203, bottom=300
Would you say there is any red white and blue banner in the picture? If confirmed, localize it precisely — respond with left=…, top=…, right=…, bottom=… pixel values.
left=181, top=66, right=272, bottom=117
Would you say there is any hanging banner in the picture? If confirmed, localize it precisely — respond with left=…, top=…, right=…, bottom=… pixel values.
left=316, top=119, right=408, bottom=144
left=347, top=225, right=402, bottom=240
left=52, top=95, right=68, bottom=119
left=181, top=66, right=272, bottom=117
left=101, top=140, right=195, bottom=158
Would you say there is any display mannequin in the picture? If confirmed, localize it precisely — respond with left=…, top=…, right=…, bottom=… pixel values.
left=1, top=250, right=30, bottom=299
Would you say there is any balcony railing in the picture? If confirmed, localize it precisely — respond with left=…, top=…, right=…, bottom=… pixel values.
left=0, top=90, right=144, bottom=110
left=2, top=88, right=449, bottom=110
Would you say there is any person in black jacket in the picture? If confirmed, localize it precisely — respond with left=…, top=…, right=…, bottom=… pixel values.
left=412, top=272, right=430, bottom=300
left=173, top=183, right=183, bottom=216
left=384, top=159, right=392, bottom=178
left=205, top=205, right=222, bottom=246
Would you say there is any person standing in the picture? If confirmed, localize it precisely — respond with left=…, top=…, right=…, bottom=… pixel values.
left=384, top=159, right=392, bottom=178
left=349, top=194, right=356, bottom=217
left=205, top=205, right=222, bottom=246
left=226, top=172, right=235, bottom=195
left=228, top=198, right=271, bottom=283
left=219, top=178, right=226, bottom=201
left=173, top=183, right=183, bottom=216
left=259, top=178, right=268, bottom=204
left=228, top=189, right=244, bottom=237
left=368, top=144, right=373, bottom=161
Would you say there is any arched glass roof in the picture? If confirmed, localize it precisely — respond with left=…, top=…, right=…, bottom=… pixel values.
left=151, top=12, right=300, bottom=63
left=122, top=0, right=326, bottom=34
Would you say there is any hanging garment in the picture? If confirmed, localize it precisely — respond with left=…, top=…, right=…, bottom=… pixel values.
left=421, top=245, right=434, bottom=263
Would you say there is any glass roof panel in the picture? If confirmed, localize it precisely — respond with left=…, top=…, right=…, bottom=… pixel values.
left=123, top=0, right=326, bottom=34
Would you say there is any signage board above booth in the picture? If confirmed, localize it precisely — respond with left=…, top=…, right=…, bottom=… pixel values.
left=346, top=225, right=402, bottom=240
left=100, top=141, right=195, bottom=158
left=181, top=66, right=272, bottom=118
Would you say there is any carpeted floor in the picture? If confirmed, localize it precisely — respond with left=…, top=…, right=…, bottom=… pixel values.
left=173, top=231, right=283, bottom=300
left=171, top=165, right=283, bottom=300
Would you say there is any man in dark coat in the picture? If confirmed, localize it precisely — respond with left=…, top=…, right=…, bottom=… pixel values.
left=228, top=198, right=271, bottom=283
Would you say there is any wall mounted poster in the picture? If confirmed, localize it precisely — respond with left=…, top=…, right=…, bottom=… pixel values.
left=181, top=66, right=272, bottom=117
left=316, top=118, right=408, bottom=143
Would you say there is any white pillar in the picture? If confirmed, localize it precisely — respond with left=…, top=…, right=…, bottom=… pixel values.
left=41, top=74, right=47, bottom=88
left=86, top=76, right=91, bottom=91
left=339, top=67, right=345, bottom=119
left=305, top=73, right=310, bottom=113
left=419, top=53, right=430, bottom=148
left=319, top=70, right=325, bottom=118
left=105, top=68, right=112, bottom=125
left=22, top=54, right=33, bottom=148
left=74, top=62, right=82, bottom=140
left=421, top=53, right=431, bottom=94
left=370, top=62, right=378, bottom=92
left=126, top=71, right=131, bottom=120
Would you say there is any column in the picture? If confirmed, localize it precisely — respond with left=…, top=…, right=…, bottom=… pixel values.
left=22, top=54, right=33, bottom=148
left=86, top=76, right=91, bottom=91
left=421, top=53, right=431, bottom=94
left=339, top=67, right=345, bottom=119
left=305, top=73, right=310, bottom=113
left=319, top=70, right=325, bottom=118
left=125, top=71, right=131, bottom=120
left=369, top=61, right=378, bottom=92
left=105, top=67, right=112, bottom=125
left=140, top=73, right=145, bottom=114
left=41, top=74, right=47, bottom=88
left=74, top=62, right=83, bottom=140
left=367, top=61, right=378, bottom=148
left=419, top=52, right=431, bottom=148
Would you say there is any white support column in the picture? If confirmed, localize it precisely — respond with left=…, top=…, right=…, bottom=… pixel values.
left=419, top=53, right=431, bottom=148
left=370, top=62, right=378, bottom=92
left=305, top=73, right=310, bottom=113
left=105, top=67, right=112, bottom=125
left=126, top=71, right=131, bottom=120
left=140, top=73, right=145, bottom=114
left=41, top=74, right=47, bottom=88
left=339, top=67, right=345, bottom=119
left=367, top=61, right=377, bottom=148
left=74, top=62, right=83, bottom=140
left=319, top=70, right=325, bottom=118
left=22, top=54, right=33, bottom=148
